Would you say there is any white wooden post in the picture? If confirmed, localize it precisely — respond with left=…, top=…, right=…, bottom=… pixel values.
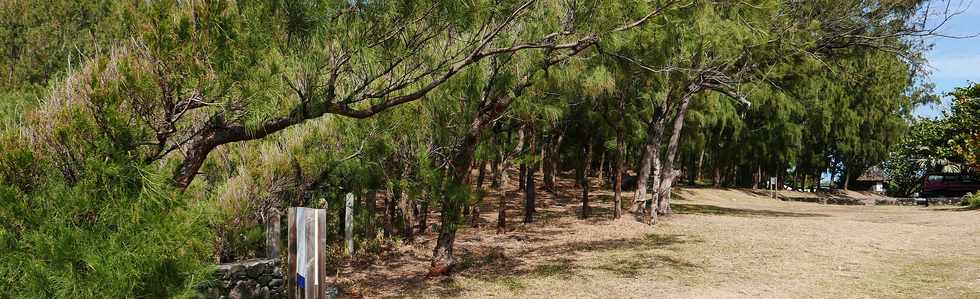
left=344, top=193, right=354, bottom=255
left=265, top=208, right=280, bottom=258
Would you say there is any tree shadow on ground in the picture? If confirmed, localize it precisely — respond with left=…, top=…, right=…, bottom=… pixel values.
left=672, top=203, right=829, bottom=218
left=927, top=206, right=979, bottom=212
left=350, top=174, right=705, bottom=297
left=384, top=232, right=699, bottom=297
left=597, top=251, right=702, bottom=278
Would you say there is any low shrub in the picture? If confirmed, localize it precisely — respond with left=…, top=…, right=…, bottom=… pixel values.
left=961, top=192, right=980, bottom=209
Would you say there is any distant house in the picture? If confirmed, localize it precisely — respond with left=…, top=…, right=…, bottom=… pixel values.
left=854, top=166, right=887, bottom=192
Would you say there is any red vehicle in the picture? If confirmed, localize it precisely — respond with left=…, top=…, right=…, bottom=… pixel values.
left=921, top=173, right=980, bottom=197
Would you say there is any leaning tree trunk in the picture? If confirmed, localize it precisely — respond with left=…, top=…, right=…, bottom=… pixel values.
left=430, top=47, right=588, bottom=273
left=633, top=134, right=655, bottom=213
left=657, top=91, right=695, bottom=216
left=633, top=92, right=671, bottom=216
left=430, top=129, right=480, bottom=276
left=430, top=75, right=533, bottom=274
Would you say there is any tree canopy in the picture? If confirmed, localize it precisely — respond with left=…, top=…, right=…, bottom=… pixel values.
left=0, top=0, right=965, bottom=296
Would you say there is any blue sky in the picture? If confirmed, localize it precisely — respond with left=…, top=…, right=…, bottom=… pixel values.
left=914, top=1, right=980, bottom=118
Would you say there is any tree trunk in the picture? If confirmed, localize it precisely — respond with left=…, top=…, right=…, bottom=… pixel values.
left=386, top=183, right=401, bottom=237
left=649, top=125, right=666, bottom=224
left=500, top=125, right=525, bottom=190
left=651, top=152, right=663, bottom=218
left=524, top=127, right=538, bottom=224
left=544, top=128, right=564, bottom=191
left=613, top=129, right=625, bottom=219
left=430, top=129, right=480, bottom=276
left=695, top=149, right=705, bottom=184
left=543, top=141, right=555, bottom=192
left=829, top=161, right=837, bottom=189
left=713, top=166, right=722, bottom=188
left=417, top=196, right=428, bottom=234
left=580, top=135, right=593, bottom=219
left=843, top=169, right=850, bottom=191
left=518, top=164, right=527, bottom=190
left=400, top=191, right=414, bottom=242
left=633, top=132, right=656, bottom=212
left=365, top=190, right=377, bottom=232
left=657, top=91, right=695, bottom=216
left=470, top=201, right=482, bottom=228
left=497, top=191, right=509, bottom=233
left=337, top=199, right=346, bottom=238
left=597, top=151, right=606, bottom=183
left=637, top=89, right=676, bottom=222
left=490, top=158, right=502, bottom=189
left=430, top=75, right=533, bottom=274
left=476, top=160, right=488, bottom=189
left=540, top=139, right=549, bottom=190
left=430, top=225, right=457, bottom=276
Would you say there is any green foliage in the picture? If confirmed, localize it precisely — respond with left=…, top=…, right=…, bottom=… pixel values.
left=947, top=84, right=980, bottom=170
left=883, top=119, right=953, bottom=196
left=0, top=114, right=212, bottom=298
left=883, top=82, right=980, bottom=196
left=0, top=0, right=949, bottom=294
left=961, top=192, right=980, bottom=209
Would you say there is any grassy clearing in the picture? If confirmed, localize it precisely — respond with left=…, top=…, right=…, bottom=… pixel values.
left=344, top=186, right=980, bottom=298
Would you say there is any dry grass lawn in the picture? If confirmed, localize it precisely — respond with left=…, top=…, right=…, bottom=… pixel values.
left=337, top=179, right=980, bottom=298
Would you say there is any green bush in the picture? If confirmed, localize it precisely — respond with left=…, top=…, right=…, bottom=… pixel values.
left=961, top=192, right=980, bottom=209
left=0, top=83, right=214, bottom=297
left=0, top=155, right=214, bottom=298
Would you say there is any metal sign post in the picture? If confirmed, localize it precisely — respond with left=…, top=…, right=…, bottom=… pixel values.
left=287, top=207, right=328, bottom=299
left=769, top=177, right=777, bottom=199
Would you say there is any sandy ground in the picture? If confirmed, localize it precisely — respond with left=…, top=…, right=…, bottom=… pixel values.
left=337, top=177, right=980, bottom=298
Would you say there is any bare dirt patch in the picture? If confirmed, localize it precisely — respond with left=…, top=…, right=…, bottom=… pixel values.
left=337, top=180, right=980, bottom=298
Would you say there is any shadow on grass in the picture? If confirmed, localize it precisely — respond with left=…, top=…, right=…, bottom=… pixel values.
left=407, top=233, right=700, bottom=295
left=928, top=206, right=980, bottom=212
left=672, top=203, right=829, bottom=218
left=597, top=252, right=701, bottom=278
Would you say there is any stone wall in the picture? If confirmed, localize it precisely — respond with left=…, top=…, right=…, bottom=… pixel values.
left=876, top=197, right=963, bottom=206
left=200, top=258, right=285, bottom=299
